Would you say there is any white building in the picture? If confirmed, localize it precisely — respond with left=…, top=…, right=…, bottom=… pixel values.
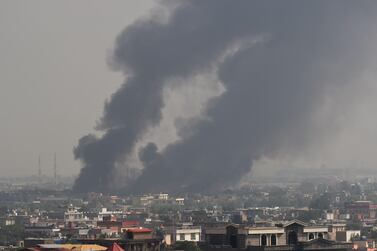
left=164, top=226, right=202, bottom=245
left=176, top=227, right=202, bottom=242
left=175, top=198, right=185, bottom=205
left=64, top=205, right=88, bottom=224
left=97, top=207, right=123, bottom=221
left=336, top=230, right=361, bottom=242
left=158, top=193, right=169, bottom=200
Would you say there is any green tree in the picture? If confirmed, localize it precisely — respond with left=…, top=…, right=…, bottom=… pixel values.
left=347, top=218, right=363, bottom=230
left=298, top=209, right=323, bottom=222
left=0, top=224, right=25, bottom=245
left=309, top=193, right=331, bottom=210
left=172, top=241, right=201, bottom=251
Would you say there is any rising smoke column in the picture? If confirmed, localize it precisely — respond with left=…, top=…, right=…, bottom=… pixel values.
left=73, top=1, right=258, bottom=192
left=74, top=0, right=377, bottom=192
left=131, top=1, right=377, bottom=192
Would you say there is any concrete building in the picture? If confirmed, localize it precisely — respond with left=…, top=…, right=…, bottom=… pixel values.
left=335, top=230, right=361, bottom=242
left=157, top=194, right=169, bottom=200
left=176, top=227, right=202, bottom=242
left=164, top=225, right=202, bottom=245
left=24, top=224, right=60, bottom=238
left=176, top=198, right=185, bottom=205
left=98, top=208, right=123, bottom=221
left=0, top=216, right=15, bottom=226
left=126, top=228, right=153, bottom=240
left=205, top=220, right=332, bottom=249
left=328, top=223, right=347, bottom=241
left=344, top=201, right=377, bottom=220
left=64, top=205, right=88, bottom=224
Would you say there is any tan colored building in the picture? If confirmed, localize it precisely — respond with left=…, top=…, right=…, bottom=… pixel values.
left=163, top=226, right=202, bottom=245
left=206, top=220, right=330, bottom=249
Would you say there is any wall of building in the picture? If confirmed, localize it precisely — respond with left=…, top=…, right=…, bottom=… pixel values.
left=246, top=233, right=286, bottom=247
left=130, top=232, right=153, bottom=240
left=176, top=232, right=200, bottom=242
left=336, top=230, right=360, bottom=242
left=246, top=235, right=260, bottom=246
left=206, top=234, right=226, bottom=245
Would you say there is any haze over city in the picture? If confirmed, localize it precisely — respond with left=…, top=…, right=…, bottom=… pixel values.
left=1, top=1, right=377, bottom=193
left=4, top=1, right=377, bottom=251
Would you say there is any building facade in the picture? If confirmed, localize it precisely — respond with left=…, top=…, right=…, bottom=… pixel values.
left=205, top=220, right=343, bottom=250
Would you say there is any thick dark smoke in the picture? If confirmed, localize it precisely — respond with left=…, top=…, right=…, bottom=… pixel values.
left=74, top=1, right=377, bottom=193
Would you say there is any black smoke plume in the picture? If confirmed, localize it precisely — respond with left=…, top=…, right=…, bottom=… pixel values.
left=74, top=1, right=377, bottom=193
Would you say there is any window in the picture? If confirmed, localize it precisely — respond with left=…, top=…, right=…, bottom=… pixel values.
left=180, top=234, right=185, bottom=241
left=271, top=234, right=277, bottom=246
left=261, top=235, right=267, bottom=246
left=318, top=233, right=323, bottom=239
left=309, top=233, right=314, bottom=240
left=191, top=233, right=196, bottom=241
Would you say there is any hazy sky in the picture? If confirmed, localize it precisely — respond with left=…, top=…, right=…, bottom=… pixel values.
left=2, top=1, right=377, bottom=184
left=0, top=1, right=155, bottom=177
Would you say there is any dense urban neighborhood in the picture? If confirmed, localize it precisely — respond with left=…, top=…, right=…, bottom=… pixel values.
left=1, top=174, right=377, bottom=251
left=2, top=1, right=377, bottom=251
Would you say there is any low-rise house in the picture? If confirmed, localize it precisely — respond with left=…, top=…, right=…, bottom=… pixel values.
left=157, top=194, right=169, bottom=201
left=126, top=228, right=153, bottom=240
left=0, top=216, right=15, bottom=226
left=175, top=198, right=185, bottom=205
left=345, top=201, right=377, bottom=220
left=36, top=244, right=107, bottom=251
left=64, top=205, right=88, bottom=227
left=205, top=220, right=347, bottom=249
left=335, top=230, right=361, bottom=242
left=176, top=226, right=202, bottom=242
left=328, top=223, right=347, bottom=241
left=98, top=208, right=123, bottom=221
left=24, top=224, right=60, bottom=238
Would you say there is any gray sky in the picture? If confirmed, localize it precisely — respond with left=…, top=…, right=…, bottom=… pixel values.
left=0, top=1, right=155, bottom=177
left=2, top=0, right=377, bottom=186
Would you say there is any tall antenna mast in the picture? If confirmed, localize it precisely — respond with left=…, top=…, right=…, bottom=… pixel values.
left=54, top=152, right=57, bottom=187
left=38, top=155, right=42, bottom=184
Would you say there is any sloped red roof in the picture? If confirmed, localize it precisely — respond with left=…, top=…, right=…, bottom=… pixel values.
left=26, top=248, right=41, bottom=251
left=127, top=228, right=152, bottom=233
left=107, top=243, right=125, bottom=251
left=122, top=220, right=139, bottom=227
